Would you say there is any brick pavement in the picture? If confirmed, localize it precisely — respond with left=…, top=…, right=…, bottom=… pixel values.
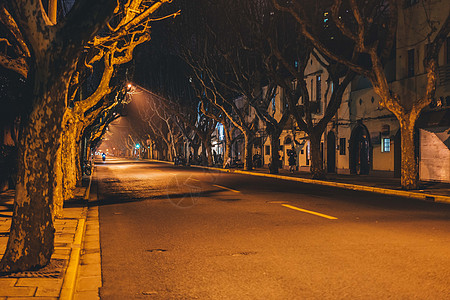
left=0, top=185, right=90, bottom=300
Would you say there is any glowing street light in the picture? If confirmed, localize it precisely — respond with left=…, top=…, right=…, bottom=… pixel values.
left=135, top=144, right=140, bottom=149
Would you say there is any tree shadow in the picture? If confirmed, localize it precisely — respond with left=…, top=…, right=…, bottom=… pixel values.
left=87, top=188, right=229, bottom=207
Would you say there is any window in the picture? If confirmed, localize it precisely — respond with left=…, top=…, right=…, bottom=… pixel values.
left=407, top=49, right=415, bottom=77
left=265, top=145, right=270, bottom=156
left=381, top=138, right=391, bottom=152
left=339, top=138, right=346, bottom=155
left=218, top=123, right=224, bottom=141
left=306, top=142, right=310, bottom=165
left=316, top=75, right=322, bottom=102
left=310, top=79, right=314, bottom=100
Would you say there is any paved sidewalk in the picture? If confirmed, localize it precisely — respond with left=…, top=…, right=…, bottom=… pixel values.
left=73, top=177, right=101, bottom=300
left=0, top=178, right=91, bottom=300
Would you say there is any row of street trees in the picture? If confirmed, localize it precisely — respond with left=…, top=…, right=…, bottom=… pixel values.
left=134, top=0, right=448, bottom=188
left=0, top=0, right=175, bottom=273
left=0, top=0, right=447, bottom=273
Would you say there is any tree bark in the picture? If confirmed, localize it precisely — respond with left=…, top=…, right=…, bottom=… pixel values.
left=53, top=144, right=64, bottom=218
left=399, top=119, right=419, bottom=190
left=165, top=141, right=173, bottom=161
left=223, top=127, right=232, bottom=168
left=269, top=131, right=281, bottom=174
left=309, top=132, right=325, bottom=179
left=0, top=82, right=67, bottom=272
left=0, top=0, right=118, bottom=272
left=243, top=132, right=253, bottom=170
left=199, top=135, right=213, bottom=166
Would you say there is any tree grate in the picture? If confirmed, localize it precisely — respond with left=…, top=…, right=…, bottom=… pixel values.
left=1, top=258, right=67, bottom=278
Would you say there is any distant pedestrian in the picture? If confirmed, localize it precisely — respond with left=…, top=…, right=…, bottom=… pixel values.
left=288, top=149, right=296, bottom=173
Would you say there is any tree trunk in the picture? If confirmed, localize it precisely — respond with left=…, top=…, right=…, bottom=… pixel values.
left=165, top=141, right=173, bottom=161
left=243, top=132, right=253, bottom=170
left=75, top=140, right=82, bottom=184
left=269, top=130, right=282, bottom=174
left=399, top=120, right=419, bottom=189
left=223, top=128, right=232, bottom=168
left=201, top=137, right=213, bottom=166
left=192, top=143, right=200, bottom=163
left=61, top=119, right=78, bottom=201
left=309, top=133, right=325, bottom=179
left=0, top=89, right=67, bottom=272
left=53, top=144, right=64, bottom=218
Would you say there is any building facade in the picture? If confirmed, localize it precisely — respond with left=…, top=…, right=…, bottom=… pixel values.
left=253, top=0, right=450, bottom=183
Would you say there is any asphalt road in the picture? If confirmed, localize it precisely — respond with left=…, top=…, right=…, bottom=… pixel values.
left=96, top=158, right=450, bottom=300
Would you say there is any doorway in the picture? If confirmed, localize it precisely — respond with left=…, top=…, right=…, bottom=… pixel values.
left=349, top=125, right=371, bottom=175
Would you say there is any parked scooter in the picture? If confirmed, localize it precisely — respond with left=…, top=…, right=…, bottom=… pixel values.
left=174, top=155, right=186, bottom=166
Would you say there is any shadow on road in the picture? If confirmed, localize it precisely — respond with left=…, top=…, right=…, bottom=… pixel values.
left=88, top=186, right=232, bottom=208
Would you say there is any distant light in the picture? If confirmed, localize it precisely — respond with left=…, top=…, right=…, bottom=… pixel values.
left=127, top=84, right=132, bottom=89
left=135, top=144, right=140, bottom=149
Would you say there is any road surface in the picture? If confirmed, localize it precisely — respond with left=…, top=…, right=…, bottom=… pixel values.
left=95, top=158, right=450, bottom=299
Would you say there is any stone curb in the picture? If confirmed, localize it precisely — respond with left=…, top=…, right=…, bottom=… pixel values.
left=151, top=159, right=450, bottom=205
left=60, top=171, right=93, bottom=300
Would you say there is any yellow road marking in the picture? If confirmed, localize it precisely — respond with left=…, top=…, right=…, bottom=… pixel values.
left=268, top=201, right=288, bottom=204
left=213, top=184, right=240, bottom=193
left=282, top=204, right=338, bottom=220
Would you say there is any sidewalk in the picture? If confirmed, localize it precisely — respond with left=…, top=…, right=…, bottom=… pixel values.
left=183, top=162, right=450, bottom=204
left=0, top=175, right=93, bottom=300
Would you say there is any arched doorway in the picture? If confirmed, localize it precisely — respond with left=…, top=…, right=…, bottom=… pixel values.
left=327, top=131, right=336, bottom=173
left=349, top=125, right=371, bottom=175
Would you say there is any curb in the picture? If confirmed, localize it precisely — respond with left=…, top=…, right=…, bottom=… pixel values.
left=152, top=159, right=450, bottom=205
left=60, top=170, right=93, bottom=300
left=230, top=169, right=450, bottom=204
left=60, top=218, right=85, bottom=300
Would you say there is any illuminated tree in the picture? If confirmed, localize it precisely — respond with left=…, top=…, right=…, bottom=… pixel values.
left=0, top=0, right=116, bottom=273
left=261, top=0, right=356, bottom=179
left=0, top=0, right=174, bottom=273
left=275, top=0, right=450, bottom=188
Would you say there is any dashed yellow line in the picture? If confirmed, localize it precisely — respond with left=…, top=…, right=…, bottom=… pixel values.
left=213, top=184, right=241, bottom=193
left=282, top=204, right=338, bottom=220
